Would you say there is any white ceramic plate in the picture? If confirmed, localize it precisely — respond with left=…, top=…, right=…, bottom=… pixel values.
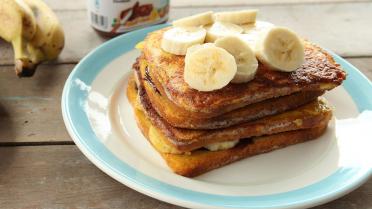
left=62, top=24, right=372, bottom=209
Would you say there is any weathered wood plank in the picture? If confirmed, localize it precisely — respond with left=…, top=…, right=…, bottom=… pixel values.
left=0, top=146, right=178, bottom=209
left=0, top=64, right=73, bottom=143
left=1, top=2, right=372, bottom=65
left=0, top=58, right=371, bottom=143
left=0, top=145, right=370, bottom=209
left=42, top=0, right=372, bottom=10
left=347, top=58, right=372, bottom=80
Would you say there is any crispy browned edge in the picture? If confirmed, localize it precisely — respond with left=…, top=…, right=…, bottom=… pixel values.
left=133, top=72, right=332, bottom=152
left=129, top=73, right=332, bottom=151
left=142, top=28, right=346, bottom=114
left=134, top=59, right=324, bottom=129
left=161, top=125, right=328, bottom=177
left=127, top=77, right=329, bottom=177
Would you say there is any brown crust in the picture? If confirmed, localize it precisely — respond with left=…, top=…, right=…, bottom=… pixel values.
left=134, top=60, right=324, bottom=129
left=128, top=77, right=330, bottom=177
left=128, top=85, right=329, bottom=177
left=129, top=76, right=332, bottom=152
left=161, top=125, right=328, bottom=177
left=142, top=28, right=346, bottom=114
left=160, top=125, right=327, bottom=177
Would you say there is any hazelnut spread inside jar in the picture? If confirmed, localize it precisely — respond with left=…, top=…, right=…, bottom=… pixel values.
left=87, top=0, right=169, bottom=36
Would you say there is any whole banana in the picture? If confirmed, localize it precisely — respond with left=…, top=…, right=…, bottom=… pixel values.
left=0, top=0, right=64, bottom=77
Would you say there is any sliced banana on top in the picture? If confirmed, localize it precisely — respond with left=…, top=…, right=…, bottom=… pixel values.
left=173, top=11, right=213, bottom=27
left=185, top=43, right=215, bottom=54
left=205, top=22, right=243, bottom=42
left=241, top=20, right=274, bottom=34
left=184, top=44, right=237, bottom=91
left=184, top=43, right=215, bottom=64
left=161, top=27, right=206, bottom=55
left=215, top=36, right=258, bottom=83
left=213, top=10, right=258, bottom=25
left=239, top=21, right=275, bottom=48
left=255, top=27, right=305, bottom=72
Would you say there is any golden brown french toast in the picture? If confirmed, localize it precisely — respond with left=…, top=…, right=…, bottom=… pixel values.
left=142, top=28, right=346, bottom=114
left=134, top=59, right=324, bottom=129
left=127, top=79, right=329, bottom=177
left=128, top=76, right=332, bottom=152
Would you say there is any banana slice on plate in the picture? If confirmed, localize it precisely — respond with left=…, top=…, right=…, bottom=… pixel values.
left=205, top=22, right=243, bottom=42
left=239, top=21, right=275, bottom=48
left=255, top=27, right=305, bottom=72
left=184, top=44, right=237, bottom=91
left=213, top=10, right=258, bottom=25
left=173, top=11, right=213, bottom=27
left=161, top=27, right=207, bottom=55
left=215, top=36, right=258, bottom=83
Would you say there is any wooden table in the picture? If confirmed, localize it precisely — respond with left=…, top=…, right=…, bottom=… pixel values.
left=1, top=0, right=371, bottom=208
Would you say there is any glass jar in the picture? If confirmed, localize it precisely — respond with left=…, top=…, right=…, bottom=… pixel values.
left=87, top=0, right=169, bottom=36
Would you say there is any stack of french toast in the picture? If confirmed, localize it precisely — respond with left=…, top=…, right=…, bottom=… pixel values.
left=127, top=10, right=346, bottom=177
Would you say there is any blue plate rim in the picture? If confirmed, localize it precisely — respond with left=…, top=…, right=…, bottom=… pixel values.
left=61, top=24, right=372, bottom=209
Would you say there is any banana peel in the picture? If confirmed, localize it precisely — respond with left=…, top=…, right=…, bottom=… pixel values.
left=0, top=0, right=23, bottom=42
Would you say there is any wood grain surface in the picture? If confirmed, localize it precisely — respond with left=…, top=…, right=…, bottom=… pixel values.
left=0, top=0, right=371, bottom=208
left=0, top=64, right=73, bottom=144
left=0, top=146, right=371, bottom=209
left=0, top=146, right=177, bottom=209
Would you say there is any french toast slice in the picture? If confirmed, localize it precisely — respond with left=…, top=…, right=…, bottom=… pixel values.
left=128, top=76, right=332, bottom=153
left=127, top=79, right=329, bottom=177
left=142, top=28, right=346, bottom=115
left=134, top=59, right=324, bottom=129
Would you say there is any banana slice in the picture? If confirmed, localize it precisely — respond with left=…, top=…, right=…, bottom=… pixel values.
left=215, top=36, right=258, bottom=83
left=205, top=22, right=243, bottom=42
left=186, top=43, right=215, bottom=54
left=241, top=20, right=274, bottom=33
left=255, top=27, right=305, bottom=72
left=184, top=44, right=237, bottom=91
left=240, top=21, right=275, bottom=48
left=204, top=140, right=240, bottom=151
left=184, top=43, right=215, bottom=64
left=173, top=11, right=213, bottom=27
left=161, top=27, right=206, bottom=55
left=213, top=10, right=258, bottom=25
left=135, top=41, right=145, bottom=50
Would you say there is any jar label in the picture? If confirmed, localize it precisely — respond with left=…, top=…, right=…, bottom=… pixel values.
left=87, top=0, right=169, bottom=33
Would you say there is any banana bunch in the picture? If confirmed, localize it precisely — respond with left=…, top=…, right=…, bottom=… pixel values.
left=160, top=10, right=305, bottom=92
left=0, top=0, right=64, bottom=77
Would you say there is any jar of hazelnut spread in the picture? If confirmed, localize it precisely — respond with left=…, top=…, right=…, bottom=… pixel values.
left=87, top=0, right=169, bottom=36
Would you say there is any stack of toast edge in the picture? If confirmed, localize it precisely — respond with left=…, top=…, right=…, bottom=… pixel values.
left=127, top=28, right=346, bottom=177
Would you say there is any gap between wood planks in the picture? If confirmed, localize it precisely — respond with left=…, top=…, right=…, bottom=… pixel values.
left=0, top=141, right=75, bottom=147
left=0, top=61, right=78, bottom=67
